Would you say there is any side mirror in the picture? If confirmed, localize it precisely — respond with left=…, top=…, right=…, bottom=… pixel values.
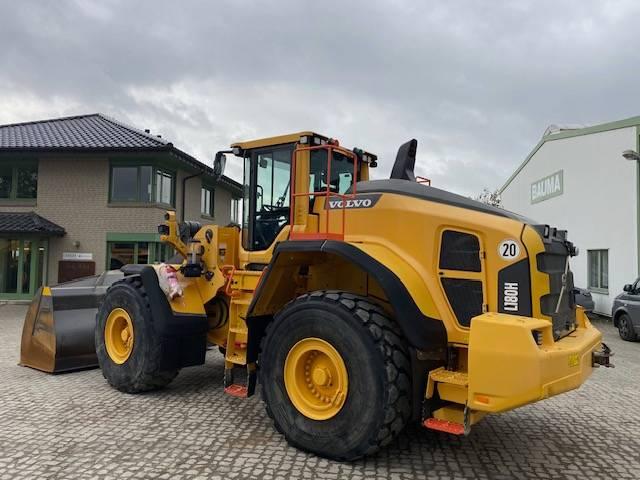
left=213, top=152, right=227, bottom=179
left=623, top=284, right=633, bottom=292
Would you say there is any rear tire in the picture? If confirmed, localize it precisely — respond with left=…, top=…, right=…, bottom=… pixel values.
left=259, top=291, right=411, bottom=461
left=95, top=276, right=178, bottom=393
left=618, top=313, right=638, bottom=341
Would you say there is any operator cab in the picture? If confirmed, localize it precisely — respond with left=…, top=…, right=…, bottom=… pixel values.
left=222, top=132, right=377, bottom=253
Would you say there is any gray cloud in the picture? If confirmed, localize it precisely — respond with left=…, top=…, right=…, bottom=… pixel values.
left=1, top=0, right=639, bottom=195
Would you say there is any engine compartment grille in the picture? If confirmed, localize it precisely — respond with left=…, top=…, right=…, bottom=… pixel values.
left=441, top=278, right=484, bottom=327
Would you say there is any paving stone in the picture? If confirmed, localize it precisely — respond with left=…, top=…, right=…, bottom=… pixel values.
left=0, top=305, right=637, bottom=479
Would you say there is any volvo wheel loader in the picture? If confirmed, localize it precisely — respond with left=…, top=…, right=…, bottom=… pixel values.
left=95, top=132, right=612, bottom=460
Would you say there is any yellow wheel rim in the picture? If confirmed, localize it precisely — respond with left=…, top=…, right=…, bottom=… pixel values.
left=284, top=337, right=348, bottom=420
left=104, top=308, right=134, bottom=364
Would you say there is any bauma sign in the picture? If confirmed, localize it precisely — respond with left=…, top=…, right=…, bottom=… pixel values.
left=531, top=170, right=563, bottom=204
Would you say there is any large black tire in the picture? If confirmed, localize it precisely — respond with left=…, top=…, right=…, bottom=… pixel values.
left=259, top=291, right=412, bottom=461
left=618, top=313, right=638, bottom=342
left=95, top=276, right=179, bottom=393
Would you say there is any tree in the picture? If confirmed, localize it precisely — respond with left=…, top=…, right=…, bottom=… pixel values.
left=474, top=188, right=502, bottom=208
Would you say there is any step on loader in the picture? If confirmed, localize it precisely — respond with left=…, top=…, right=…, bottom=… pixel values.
left=95, top=132, right=612, bottom=460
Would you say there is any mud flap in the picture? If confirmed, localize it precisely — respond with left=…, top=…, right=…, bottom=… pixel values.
left=20, top=283, right=105, bottom=373
left=137, top=266, right=208, bottom=370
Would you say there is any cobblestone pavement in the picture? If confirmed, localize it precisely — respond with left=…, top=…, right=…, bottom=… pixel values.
left=0, top=304, right=638, bottom=479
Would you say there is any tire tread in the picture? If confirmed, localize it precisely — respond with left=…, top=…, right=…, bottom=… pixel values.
left=97, top=275, right=178, bottom=393
left=259, top=290, right=412, bottom=460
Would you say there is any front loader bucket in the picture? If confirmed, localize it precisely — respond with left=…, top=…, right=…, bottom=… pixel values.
left=20, top=282, right=102, bottom=373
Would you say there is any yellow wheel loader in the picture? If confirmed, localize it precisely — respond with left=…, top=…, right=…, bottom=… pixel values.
left=95, top=132, right=612, bottom=460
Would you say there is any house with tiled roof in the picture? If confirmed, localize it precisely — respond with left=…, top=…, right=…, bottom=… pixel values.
left=0, top=113, right=242, bottom=299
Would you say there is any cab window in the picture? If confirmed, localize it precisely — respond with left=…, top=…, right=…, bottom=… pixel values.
left=309, top=150, right=357, bottom=196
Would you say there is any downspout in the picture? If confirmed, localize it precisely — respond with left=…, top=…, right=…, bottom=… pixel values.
left=182, top=172, right=203, bottom=222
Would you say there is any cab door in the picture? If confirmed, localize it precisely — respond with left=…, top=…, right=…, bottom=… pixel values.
left=242, top=145, right=294, bottom=255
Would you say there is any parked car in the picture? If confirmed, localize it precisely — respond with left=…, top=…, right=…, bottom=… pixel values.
left=573, top=287, right=595, bottom=313
left=612, top=279, right=640, bottom=341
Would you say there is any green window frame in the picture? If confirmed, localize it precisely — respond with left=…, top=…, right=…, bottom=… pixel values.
left=201, top=185, right=215, bottom=217
left=588, top=249, right=608, bottom=293
left=0, top=161, right=38, bottom=200
left=109, top=163, right=175, bottom=206
left=106, top=241, right=175, bottom=269
left=0, top=237, right=48, bottom=299
left=106, top=232, right=175, bottom=270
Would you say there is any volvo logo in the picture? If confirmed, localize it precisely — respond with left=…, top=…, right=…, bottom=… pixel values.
left=326, top=194, right=381, bottom=210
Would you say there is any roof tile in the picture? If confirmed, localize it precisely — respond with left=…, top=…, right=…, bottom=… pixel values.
left=0, top=114, right=169, bottom=149
left=0, top=113, right=243, bottom=196
left=0, top=212, right=65, bottom=236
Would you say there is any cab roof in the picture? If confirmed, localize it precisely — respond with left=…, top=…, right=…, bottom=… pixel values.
left=231, top=131, right=319, bottom=150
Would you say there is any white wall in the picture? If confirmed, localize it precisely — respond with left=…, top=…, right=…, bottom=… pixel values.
left=502, top=126, right=638, bottom=315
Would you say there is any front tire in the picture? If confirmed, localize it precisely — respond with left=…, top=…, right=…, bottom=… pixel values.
left=96, top=276, right=178, bottom=393
left=259, top=291, right=411, bottom=461
left=618, top=313, right=638, bottom=341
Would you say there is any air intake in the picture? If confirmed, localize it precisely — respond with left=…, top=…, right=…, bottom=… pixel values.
left=390, top=139, right=417, bottom=181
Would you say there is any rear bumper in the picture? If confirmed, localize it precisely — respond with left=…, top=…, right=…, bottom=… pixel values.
left=467, top=309, right=603, bottom=413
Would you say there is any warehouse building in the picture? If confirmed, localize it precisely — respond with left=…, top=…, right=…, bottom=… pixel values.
left=0, top=114, right=242, bottom=300
left=500, top=116, right=640, bottom=315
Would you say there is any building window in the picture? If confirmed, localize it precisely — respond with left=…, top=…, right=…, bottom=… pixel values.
left=231, top=198, right=240, bottom=224
left=588, top=249, right=608, bottom=292
left=110, top=164, right=174, bottom=205
left=107, top=241, right=174, bottom=270
left=155, top=169, right=174, bottom=205
left=201, top=186, right=215, bottom=217
left=0, top=162, right=38, bottom=200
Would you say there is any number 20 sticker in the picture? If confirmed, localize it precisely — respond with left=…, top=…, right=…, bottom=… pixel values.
left=498, top=239, right=520, bottom=260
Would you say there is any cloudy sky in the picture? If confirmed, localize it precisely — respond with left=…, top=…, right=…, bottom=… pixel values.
left=1, top=0, right=639, bottom=195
